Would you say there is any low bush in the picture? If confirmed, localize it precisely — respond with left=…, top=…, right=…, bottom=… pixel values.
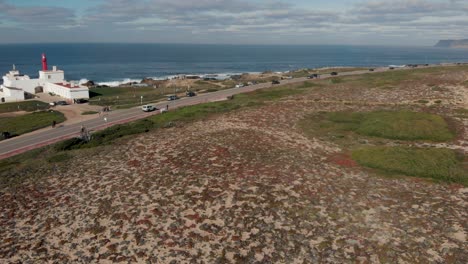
left=47, top=153, right=72, bottom=163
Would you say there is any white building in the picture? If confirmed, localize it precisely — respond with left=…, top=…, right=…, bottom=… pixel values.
left=0, top=54, right=89, bottom=103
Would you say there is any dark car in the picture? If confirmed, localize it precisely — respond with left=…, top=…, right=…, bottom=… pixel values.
left=330, top=72, right=338, bottom=76
left=75, top=98, right=88, bottom=104
left=272, top=80, right=281, bottom=85
left=389, top=67, right=395, bottom=70
left=369, top=68, right=375, bottom=72
left=1, top=131, right=11, bottom=140
left=167, top=95, right=179, bottom=101
left=308, top=74, right=319, bottom=79
left=55, top=101, right=68, bottom=105
left=186, top=91, right=196, bottom=97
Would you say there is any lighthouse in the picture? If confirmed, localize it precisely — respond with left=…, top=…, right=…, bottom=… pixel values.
left=1, top=53, right=89, bottom=103
left=42, top=53, right=48, bottom=71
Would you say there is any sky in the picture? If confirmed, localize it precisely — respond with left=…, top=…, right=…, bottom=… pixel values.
left=0, top=0, right=467, bottom=46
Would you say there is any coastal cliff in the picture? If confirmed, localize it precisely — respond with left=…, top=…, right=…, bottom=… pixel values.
left=435, top=39, right=468, bottom=48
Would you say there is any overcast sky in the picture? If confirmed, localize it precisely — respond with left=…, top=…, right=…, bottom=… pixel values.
left=0, top=0, right=466, bottom=45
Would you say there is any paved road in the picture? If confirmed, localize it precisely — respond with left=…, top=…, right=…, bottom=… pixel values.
left=0, top=65, right=440, bottom=159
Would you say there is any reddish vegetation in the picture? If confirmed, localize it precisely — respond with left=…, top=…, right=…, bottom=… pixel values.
left=127, top=159, right=141, bottom=167
left=327, top=153, right=358, bottom=167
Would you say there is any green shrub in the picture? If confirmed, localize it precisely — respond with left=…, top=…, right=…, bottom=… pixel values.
left=82, top=111, right=99, bottom=115
left=352, top=146, right=467, bottom=185
left=54, top=138, right=87, bottom=151
left=330, top=78, right=343, bottom=84
left=47, top=153, right=72, bottom=163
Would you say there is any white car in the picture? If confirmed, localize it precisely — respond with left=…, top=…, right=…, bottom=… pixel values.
left=142, top=105, right=157, bottom=112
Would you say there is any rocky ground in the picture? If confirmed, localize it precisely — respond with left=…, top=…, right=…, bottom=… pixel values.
left=0, top=68, right=467, bottom=263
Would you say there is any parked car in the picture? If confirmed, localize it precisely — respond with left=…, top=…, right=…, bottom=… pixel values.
left=369, top=68, right=375, bottom=72
left=186, top=91, right=196, bottom=97
left=235, top=84, right=244, bottom=88
left=167, top=95, right=179, bottom=101
left=330, top=72, right=338, bottom=76
left=55, top=101, right=68, bottom=106
left=272, top=80, right=281, bottom=85
left=1, top=131, right=11, bottom=140
left=389, top=67, right=395, bottom=70
left=308, top=74, right=319, bottom=79
left=75, top=98, right=88, bottom=104
left=142, top=105, right=157, bottom=112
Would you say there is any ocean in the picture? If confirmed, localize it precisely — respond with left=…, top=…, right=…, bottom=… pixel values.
left=1, top=43, right=467, bottom=86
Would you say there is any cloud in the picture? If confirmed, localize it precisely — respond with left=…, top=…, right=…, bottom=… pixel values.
left=88, top=0, right=340, bottom=36
left=0, top=0, right=77, bottom=28
left=0, top=0, right=467, bottom=45
left=351, top=0, right=467, bottom=23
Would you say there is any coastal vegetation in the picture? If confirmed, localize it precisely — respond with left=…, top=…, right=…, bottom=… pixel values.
left=0, top=83, right=312, bottom=188
left=454, top=108, right=468, bottom=118
left=0, top=100, right=49, bottom=113
left=300, top=110, right=454, bottom=142
left=352, top=147, right=467, bottom=185
left=299, top=109, right=463, bottom=185
left=1, top=65, right=466, bottom=189
left=0, top=110, right=65, bottom=139
left=1, top=65, right=467, bottom=262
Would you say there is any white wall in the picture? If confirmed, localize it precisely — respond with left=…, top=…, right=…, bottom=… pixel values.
left=70, top=89, right=90, bottom=99
left=45, top=83, right=71, bottom=98
left=39, top=70, right=64, bottom=83
left=11, top=79, right=40, bottom=94
left=3, top=87, right=25, bottom=102
left=45, top=83, right=89, bottom=100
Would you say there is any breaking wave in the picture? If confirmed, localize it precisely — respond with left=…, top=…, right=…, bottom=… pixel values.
left=78, top=72, right=262, bottom=87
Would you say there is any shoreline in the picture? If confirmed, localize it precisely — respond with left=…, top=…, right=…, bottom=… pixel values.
left=78, top=62, right=468, bottom=87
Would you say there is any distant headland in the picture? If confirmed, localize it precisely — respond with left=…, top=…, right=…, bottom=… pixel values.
left=435, top=39, right=468, bottom=48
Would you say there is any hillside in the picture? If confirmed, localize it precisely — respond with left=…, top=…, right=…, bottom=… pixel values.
left=1, top=66, right=467, bottom=262
left=435, top=39, right=468, bottom=48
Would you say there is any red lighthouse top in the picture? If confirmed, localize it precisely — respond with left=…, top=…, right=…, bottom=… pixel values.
left=41, top=53, right=48, bottom=71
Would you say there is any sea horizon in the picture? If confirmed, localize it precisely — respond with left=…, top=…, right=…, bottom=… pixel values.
left=1, top=43, right=467, bottom=86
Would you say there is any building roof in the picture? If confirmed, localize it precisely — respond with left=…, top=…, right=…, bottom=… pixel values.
left=54, top=83, right=82, bottom=89
left=3, top=86, right=23, bottom=91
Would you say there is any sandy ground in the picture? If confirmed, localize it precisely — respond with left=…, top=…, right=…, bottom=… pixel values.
left=33, top=92, right=101, bottom=124
left=0, top=67, right=467, bottom=263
